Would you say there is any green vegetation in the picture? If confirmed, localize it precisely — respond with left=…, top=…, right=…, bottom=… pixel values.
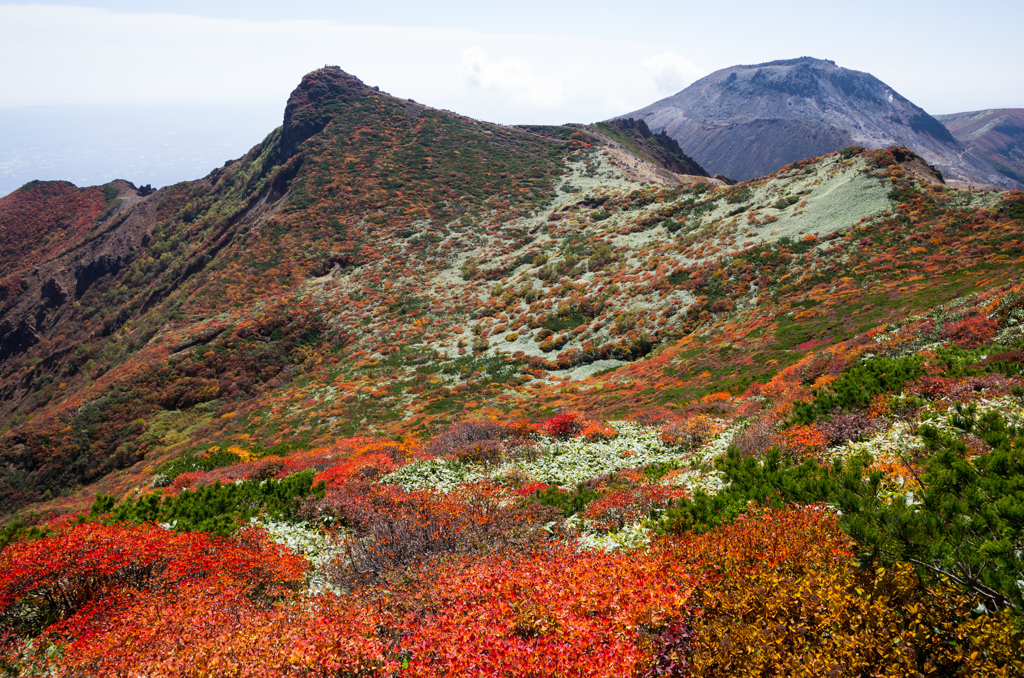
left=657, top=449, right=860, bottom=535
left=156, top=446, right=248, bottom=483
left=91, top=470, right=325, bottom=537
left=1001, top=200, right=1024, bottom=222
left=0, top=520, right=52, bottom=552
left=792, top=355, right=926, bottom=424
left=542, top=308, right=588, bottom=333
left=772, top=196, right=800, bottom=210
left=530, top=483, right=600, bottom=518
left=840, top=411, right=1024, bottom=611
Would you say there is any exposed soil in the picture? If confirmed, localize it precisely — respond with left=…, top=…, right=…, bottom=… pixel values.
left=594, top=133, right=726, bottom=187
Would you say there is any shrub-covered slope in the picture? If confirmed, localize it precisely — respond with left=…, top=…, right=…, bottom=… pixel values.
left=2, top=285, right=1024, bottom=675
left=1, top=65, right=1024, bottom=677
left=938, top=108, right=1024, bottom=188
left=1, top=67, right=1023, bottom=521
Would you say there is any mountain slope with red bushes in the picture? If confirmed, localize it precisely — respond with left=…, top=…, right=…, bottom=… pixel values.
left=0, top=66, right=1022, bottom=677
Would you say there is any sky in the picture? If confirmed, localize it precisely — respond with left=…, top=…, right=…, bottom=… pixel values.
left=1, top=1, right=1022, bottom=193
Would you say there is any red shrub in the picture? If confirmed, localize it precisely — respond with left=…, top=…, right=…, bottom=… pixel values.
left=313, top=452, right=397, bottom=488
left=395, top=545, right=698, bottom=678
left=906, top=374, right=1011, bottom=402
left=941, top=315, right=998, bottom=349
left=516, top=481, right=552, bottom=497
left=541, top=411, right=586, bottom=438
left=581, top=485, right=686, bottom=531
left=0, top=521, right=306, bottom=651
left=167, top=471, right=206, bottom=495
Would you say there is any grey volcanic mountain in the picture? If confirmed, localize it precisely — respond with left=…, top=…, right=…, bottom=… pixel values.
left=622, top=57, right=1015, bottom=188
left=936, top=109, right=1024, bottom=188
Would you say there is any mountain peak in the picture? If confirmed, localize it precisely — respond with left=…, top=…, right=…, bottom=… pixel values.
left=624, top=58, right=1013, bottom=188
left=750, top=56, right=837, bottom=68
left=280, top=67, right=374, bottom=158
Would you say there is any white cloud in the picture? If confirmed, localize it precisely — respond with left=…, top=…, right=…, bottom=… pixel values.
left=604, top=94, right=629, bottom=113
left=642, top=51, right=702, bottom=94
left=460, top=46, right=565, bottom=109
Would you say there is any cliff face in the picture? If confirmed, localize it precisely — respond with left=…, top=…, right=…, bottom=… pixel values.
left=591, top=118, right=708, bottom=177
left=0, top=180, right=164, bottom=364
left=623, top=57, right=1015, bottom=187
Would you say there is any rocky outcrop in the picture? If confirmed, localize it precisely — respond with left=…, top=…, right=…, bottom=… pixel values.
left=278, top=66, right=370, bottom=160
left=0, top=180, right=166, bottom=362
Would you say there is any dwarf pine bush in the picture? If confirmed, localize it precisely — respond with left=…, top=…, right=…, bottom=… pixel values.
left=92, top=470, right=324, bottom=536
left=791, top=355, right=925, bottom=424
left=656, top=448, right=864, bottom=535
left=838, top=410, right=1024, bottom=611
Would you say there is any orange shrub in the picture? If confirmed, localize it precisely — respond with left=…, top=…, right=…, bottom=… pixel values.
left=782, top=423, right=828, bottom=457
left=581, top=420, right=617, bottom=440
left=690, top=561, right=1022, bottom=677
left=660, top=414, right=725, bottom=448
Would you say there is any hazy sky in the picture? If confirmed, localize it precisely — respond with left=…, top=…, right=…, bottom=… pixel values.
left=1, top=1, right=1021, bottom=193
left=3, top=1, right=1022, bottom=121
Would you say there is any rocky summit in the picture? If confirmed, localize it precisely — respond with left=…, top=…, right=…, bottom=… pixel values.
left=623, top=57, right=1016, bottom=188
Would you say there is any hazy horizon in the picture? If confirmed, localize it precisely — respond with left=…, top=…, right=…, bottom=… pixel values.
left=0, top=103, right=280, bottom=197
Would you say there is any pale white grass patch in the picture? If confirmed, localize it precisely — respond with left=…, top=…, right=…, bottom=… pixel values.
left=381, top=458, right=486, bottom=493
left=575, top=520, right=652, bottom=552
left=251, top=517, right=350, bottom=595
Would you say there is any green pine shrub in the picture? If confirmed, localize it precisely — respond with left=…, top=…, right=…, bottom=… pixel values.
left=91, top=470, right=325, bottom=537
left=838, top=411, right=1024, bottom=611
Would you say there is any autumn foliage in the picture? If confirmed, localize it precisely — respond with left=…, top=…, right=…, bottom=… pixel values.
left=3, top=66, right=1024, bottom=676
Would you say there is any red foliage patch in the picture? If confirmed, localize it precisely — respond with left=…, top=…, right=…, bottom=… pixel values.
left=395, top=545, right=697, bottom=678
left=516, top=481, right=552, bottom=496
left=541, top=411, right=586, bottom=438
left=0, top=181, right=110, bottom=276
left=906, top=374, right=1011, bottom=401
left=940, top=314, right=998, bottom=349
left=0, top=521, right=306, bottom=664
left=581, top=485, right=687, bottom=531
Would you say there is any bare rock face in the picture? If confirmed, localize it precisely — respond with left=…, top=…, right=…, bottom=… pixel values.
left=623, top=57, right=1015, bottom=188
left=279, top=66, right=369, bottom=160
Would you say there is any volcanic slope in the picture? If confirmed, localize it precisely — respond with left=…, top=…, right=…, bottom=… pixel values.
left=623, top=57, right=1015, bottom=188
left=1, top=67, right=1023, bottom=522
left=937, top=108, right=1024, bottom=188
left=588, top=117, right=711, bottom=184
